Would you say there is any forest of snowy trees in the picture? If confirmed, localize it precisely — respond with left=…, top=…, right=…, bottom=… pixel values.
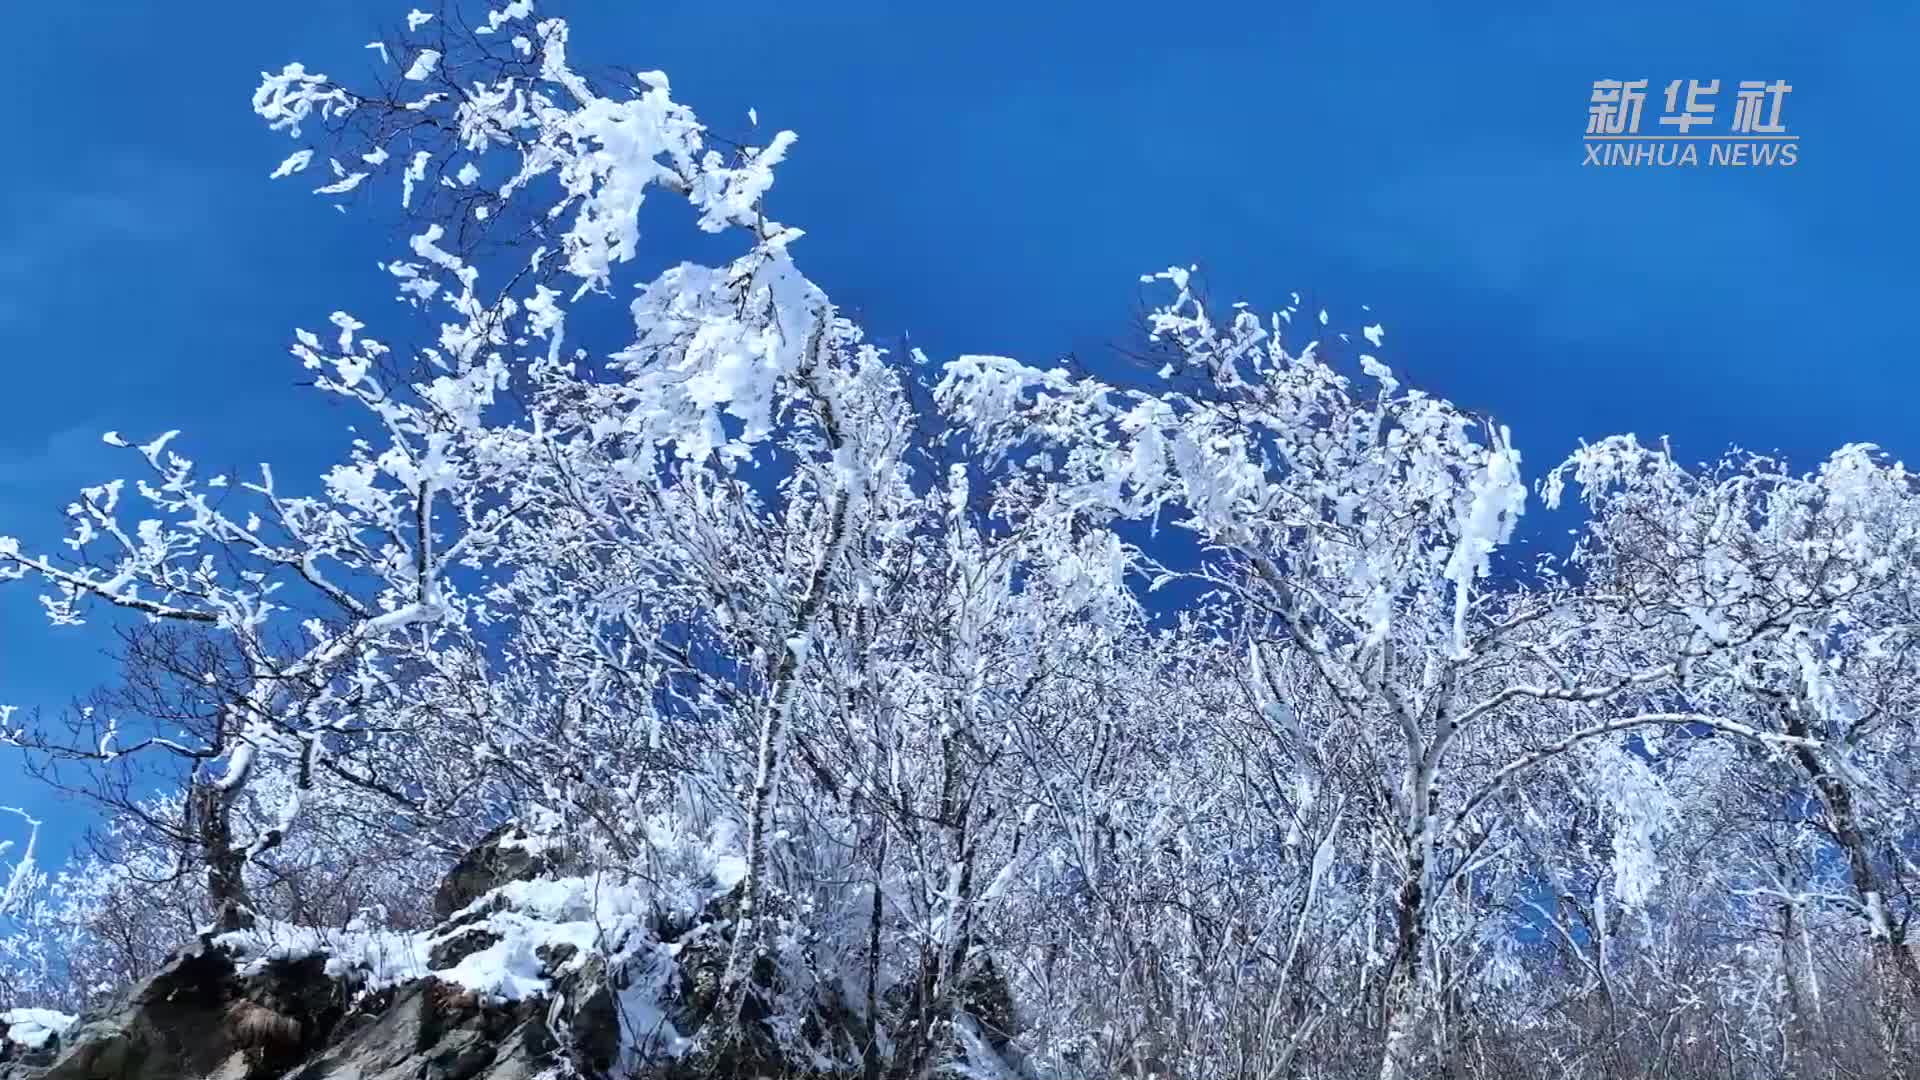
left=3, top=5, right=1919, bottom=1080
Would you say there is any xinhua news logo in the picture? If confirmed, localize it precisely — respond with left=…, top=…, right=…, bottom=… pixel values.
left=1585, top=79, right=1797, bottom=168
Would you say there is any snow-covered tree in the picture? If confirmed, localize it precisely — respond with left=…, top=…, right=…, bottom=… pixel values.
left=2, top=4, right=1917, bottom=1079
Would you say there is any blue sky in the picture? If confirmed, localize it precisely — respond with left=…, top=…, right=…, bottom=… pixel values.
left=3, top=0, right=1915, bottom=856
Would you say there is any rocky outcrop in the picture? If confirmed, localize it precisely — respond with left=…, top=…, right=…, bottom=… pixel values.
left=1, top=1007, right=70, bottom=1080
left=15, top=824, right=1022, bottom=1080
left=430, top=824, right=574, bottom=922
left=282, top=980, right=549, bottom=1080
left=24, top=950, right=339, bottom=1080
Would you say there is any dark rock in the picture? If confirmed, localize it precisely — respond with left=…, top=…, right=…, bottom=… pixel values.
left=427, top=927, right=503, bottom=972
left=532, top=942, right=577, bottom=971
left=430, top=825, right=571, bottom=921
left=955, top=948, right=1018, bottom=1053
left=41, top=949, right=237, bottom=1080
left=565, top=984, right=621, bottom=1078
left=31, top=948, right=348, bottom=1080
left=284, top=980, right=548, bottom=1080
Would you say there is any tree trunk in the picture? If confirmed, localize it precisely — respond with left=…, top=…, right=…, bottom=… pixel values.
left=1379, top=862, right=1428, bottom=1080
left=1779, top=895, right=1814, bottom=1074
left=1783, top=721, right=1920, bottom=1072
left=1788, top=734, right=1920, bottom=999
left=713, top=478, right=849, bottom=1028
left=193, top=779, right=254, bottom=932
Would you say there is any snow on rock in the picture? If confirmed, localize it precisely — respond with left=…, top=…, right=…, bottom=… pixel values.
left=213, top=918, right=432, bottom=988
left=432, top=874, right=640, bottom=1002
left=210, top=816, right=753, bottom=1068
left=1, top=1007, right=75, bottom=1051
